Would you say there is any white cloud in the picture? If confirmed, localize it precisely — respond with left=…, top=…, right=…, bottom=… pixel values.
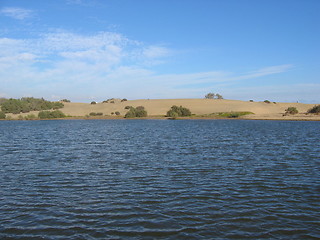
left=0, top=30, right=308, bottom=102
left=1, top=7, right=34, bottom=20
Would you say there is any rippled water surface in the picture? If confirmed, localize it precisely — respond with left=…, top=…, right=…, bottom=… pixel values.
left=0, top=119, right=319, bottom=239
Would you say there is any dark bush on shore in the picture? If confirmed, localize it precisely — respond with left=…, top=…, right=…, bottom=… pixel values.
left=166, top=105, right=192, bottom=118
left=125, top=106, right=147, bottom=118
left=307, top=105, right=320, bottom=114
left=264, top=100, right=271, bottom=103
left=285, top=107, right=298, bottom=115
left=0, top=111, right=6, bottom=119
left=121, top=98, right=128, bottom=102
left=89, top=112, right=103, bottom=116
left=38, top=110, right=66, bottom=119
left=124, top=106, right=131, bottom=109
left=115, top=111, right=120, bottom=116
left=0, top=97, right=64, bottom=114
left=60, top=99, right=71, bottom=102
left=90, top=101, right=97, bottom=105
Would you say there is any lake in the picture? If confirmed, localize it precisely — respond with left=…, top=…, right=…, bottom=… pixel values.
left=0, top=119, right=319, bottom=239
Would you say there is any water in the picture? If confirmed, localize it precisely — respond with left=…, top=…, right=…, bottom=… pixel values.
left=0, top=119, right=319, bottom=239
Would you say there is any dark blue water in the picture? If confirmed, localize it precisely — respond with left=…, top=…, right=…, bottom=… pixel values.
left=0, top=119, right=319, bottom=239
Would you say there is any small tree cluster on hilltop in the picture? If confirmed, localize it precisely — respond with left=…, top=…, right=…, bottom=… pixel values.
left=166, top=105, right=192, bottom=118
left=205, top=93, right=223, bottom=99
left=125, top=106, right=147, bottom=118
left=0, top=97, right=64, bottom=114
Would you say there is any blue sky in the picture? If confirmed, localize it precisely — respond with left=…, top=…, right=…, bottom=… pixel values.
left=0, top=0, right=319, bottom=103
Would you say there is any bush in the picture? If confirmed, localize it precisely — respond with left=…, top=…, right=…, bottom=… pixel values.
left=285, top=107, right=298, bottom=115
left=307, top=105, right=320, bottom=114
left=91, top=101, right=96, bottom=104
left=264, top=100, right=271, bottom=103
left=121, top=98, right=128, bottom=102
left=38, top=110, right=66, bottom=119
left=249, top=100, right=254, bottom=102
left=89, top=112, right=103, bottom=116
left=166, top=105, right=192, bottom=117
left=0, top=111, right=6, bottom=119
left=125, top=106, right=147, bottom=118
left=60, top=99, right=71, bottom=102
left=124, top=106, right=131, bottom=109
left=125, top=109, right=136, bottom=118
left=115, top=111, right=120, bottom=116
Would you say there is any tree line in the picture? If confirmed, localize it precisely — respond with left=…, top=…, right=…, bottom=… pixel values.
left=0, top=97, right=64, bottom=114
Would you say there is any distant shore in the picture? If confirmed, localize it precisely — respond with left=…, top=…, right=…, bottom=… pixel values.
left=2, top=98, right=320, bottom=121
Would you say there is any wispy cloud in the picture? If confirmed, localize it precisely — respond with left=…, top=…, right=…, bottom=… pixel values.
left=1, top=7, right=34, bottom=20
left=0, top=30, right=300, bottom=102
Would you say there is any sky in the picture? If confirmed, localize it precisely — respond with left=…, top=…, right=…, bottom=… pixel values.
left=0, top=0, right=319, bottom=103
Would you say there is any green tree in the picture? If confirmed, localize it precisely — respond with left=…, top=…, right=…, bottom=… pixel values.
left=205, top=93, right=215, bottom=99
left=215, top=93, right=223, bottom=99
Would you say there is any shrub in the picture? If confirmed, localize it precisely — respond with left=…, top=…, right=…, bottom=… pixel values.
left=125, top=109, right=136, bottom=118
left=38, top=110, right=66, bottom=119
left=124, top=106, right=131, bottom=109
left=125, top=106, right=147, bottom=118
left=166, top=105, right=192, bottom=117
left=285, top=107, right=298, bottom=115
left=249, top=100, right=254, bottom=102
left=121, top=98, right=128, bottom=102
left=60, top=99, right=71, bottom=102
left=0, top=111, right=6, bottom=119
left=264, top=100, right=271, bottom=103
left=168, top=111, right=178, bottom=119
left=91, top=101, right=96, bottom=104
left=89, top=112, right=97, bottom=116
left=115, top=111, right=120, bottom=116
left=307, top=105, right=320, bottom=114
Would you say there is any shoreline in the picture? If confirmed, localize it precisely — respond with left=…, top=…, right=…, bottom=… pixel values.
left=1, top=115, right=320, bottom=122
left=1, top=98, right=319, bottom=122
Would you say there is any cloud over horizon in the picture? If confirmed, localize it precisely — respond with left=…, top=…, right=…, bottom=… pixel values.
left=0, top=30, right=309, bottom=102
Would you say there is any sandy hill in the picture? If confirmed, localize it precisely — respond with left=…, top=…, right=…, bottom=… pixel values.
left=59, top=99, right=319, bottom=120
